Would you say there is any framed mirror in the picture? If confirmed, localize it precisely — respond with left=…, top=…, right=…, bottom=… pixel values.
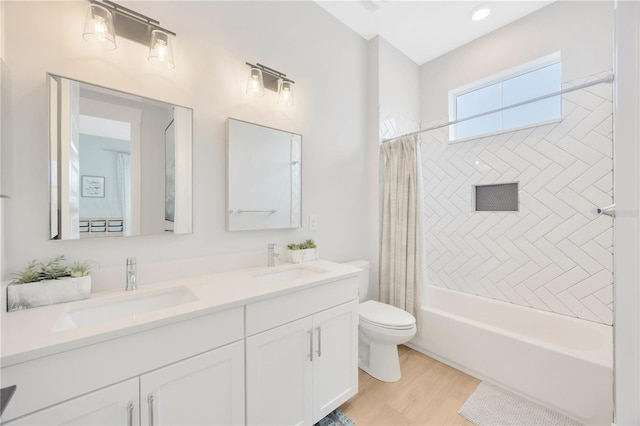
left=226, top=118, right=302, bottom=231
left=48, top=74, right=193, bottom=240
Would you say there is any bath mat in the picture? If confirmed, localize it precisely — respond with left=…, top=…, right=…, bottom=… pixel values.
left=314, top=409, right=355, bottom=426
left=458, top=382, right=581, bottom=425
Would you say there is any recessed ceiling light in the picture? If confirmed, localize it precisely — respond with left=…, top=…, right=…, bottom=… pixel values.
left=471, top=5, right=491, bottom=22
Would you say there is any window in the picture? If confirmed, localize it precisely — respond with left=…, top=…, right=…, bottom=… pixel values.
left=449, top=53, right=561, bottom=141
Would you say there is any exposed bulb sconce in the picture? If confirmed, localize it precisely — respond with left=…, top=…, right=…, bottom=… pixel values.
left=246, top=66, right=265, bottom=97
left=83, top=0, right=176, bottom=69
left=245, top=62, right=295, bottom=107
left=278, top=80, right=294, bottom=108
left=82, top=3, right=116, bottom=49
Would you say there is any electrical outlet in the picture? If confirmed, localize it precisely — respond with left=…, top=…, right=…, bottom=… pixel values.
left=309, top=215, right=317, bottom=231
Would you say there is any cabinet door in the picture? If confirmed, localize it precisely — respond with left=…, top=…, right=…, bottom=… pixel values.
left=7, top=378, right=139, bottom=426
left=246, top=316, right=314, bottom=426
left=140, top=340, right=244, bottom=426
left=312, top=300, right=359, bottom=423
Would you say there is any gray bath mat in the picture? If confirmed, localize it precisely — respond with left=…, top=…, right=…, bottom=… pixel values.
left=314, top=409, right=355, bottom=426
left=459, top=382, right=581, bottom=425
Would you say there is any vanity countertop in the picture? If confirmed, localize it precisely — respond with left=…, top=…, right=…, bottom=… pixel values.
left=1, top=260, right=360, bottom=367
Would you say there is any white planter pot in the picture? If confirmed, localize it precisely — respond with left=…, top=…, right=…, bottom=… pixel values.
left=287, top=248, right=319, bottom=264
left=7, top=275, right=92, bottom=312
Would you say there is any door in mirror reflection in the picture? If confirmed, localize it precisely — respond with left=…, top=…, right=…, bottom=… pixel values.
left=48, top=74, right=193, bottom=240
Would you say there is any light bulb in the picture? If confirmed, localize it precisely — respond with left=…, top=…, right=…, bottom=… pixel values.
left=83, top=4, right=116, bottom=50
left=278, top=80, right=294, bottom=108
left=246, top=67, right=265, bottom=96
left=148, top=30, right=175, bottom=69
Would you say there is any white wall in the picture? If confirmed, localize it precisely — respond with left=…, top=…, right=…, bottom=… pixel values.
left=378, top=37, right=421, bottom=125
left=613, top=1, right=640, bottom=423
left=79, top=135, right=129, bottom=218
left=0, top=0, right=5, bottom=282
left=1, top=1, right=370, bottom=285
left=421, top=1, right=614, bottom=125
left=417, top=1, right=615, bottom=325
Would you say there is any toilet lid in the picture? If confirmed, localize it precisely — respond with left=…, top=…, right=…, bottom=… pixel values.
left=359, top=300, right=416, bottom=329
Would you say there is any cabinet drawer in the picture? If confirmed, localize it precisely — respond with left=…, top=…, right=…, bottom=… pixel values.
left=246, top=277, right=357, bottom=336
left=1, top=307, right=243, bottom=422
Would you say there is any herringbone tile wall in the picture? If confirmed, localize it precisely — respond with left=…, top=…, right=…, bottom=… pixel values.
left=379, top=107, right=420, bottom=141
left=420, top=72, right=614, bottom=325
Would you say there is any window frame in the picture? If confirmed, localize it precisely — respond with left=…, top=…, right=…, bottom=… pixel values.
left=448, top=52, right=562, bottom=143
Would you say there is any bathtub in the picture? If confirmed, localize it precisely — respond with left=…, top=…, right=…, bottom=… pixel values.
left=409, top=286, right=613, bottom=425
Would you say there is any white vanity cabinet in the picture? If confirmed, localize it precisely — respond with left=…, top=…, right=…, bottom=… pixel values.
left=2, top=307, right=244, bottom=425
left=245, top=277, right=359, bottom=426
left=6, top=378, right=139, bottom=426
left=140, top=341, right=245, bottom=426
left=1, top=264, right=360, bottom=426
left=246, top=316, right=314, bottom=425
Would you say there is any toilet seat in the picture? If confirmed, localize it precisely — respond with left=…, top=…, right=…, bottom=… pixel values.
left=359, top=300, right=416, bottom=330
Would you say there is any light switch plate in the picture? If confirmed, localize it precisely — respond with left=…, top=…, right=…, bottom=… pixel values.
left=309, top=215, right=317, bottom=231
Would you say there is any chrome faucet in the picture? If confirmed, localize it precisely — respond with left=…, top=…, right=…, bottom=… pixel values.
left=126, top=257, right=137, bottom=291
left=267, top=243, right=280, bottom=267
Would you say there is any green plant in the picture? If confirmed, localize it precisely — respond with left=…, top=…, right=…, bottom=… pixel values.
left=38, top=255, right=70, bottom=280
left=287, top=239, right=317, bottom=250
left=11, top=255, right=93, bottom=284
left=70, top=260, right=92, bottom=277
left=12, top=260, right=40, bottom=284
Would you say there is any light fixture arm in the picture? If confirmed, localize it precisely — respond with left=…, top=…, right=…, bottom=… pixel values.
left=90, top=0, right=176, bottom=46
left=246, top=62, right=295, bottom=84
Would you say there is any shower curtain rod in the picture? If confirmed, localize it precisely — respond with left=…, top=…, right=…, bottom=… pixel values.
left=381, top=74, right=614, bottom=144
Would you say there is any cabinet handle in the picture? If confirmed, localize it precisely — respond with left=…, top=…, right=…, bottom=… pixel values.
left=316, top=327, right=322, bottom=357
left=147, top=394, right=155, bottom=426
left=308, top=329, right=314, bottom=361
left=127, top=402, right=134, bottom=426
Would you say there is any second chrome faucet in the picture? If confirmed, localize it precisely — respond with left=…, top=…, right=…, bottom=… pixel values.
left=267, top=243, right=280, bottom=267
left=126, top=257, right=137, bottom=291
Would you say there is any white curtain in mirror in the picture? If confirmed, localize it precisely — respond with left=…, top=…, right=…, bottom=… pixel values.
left=116, top=152, right=131, bottom=236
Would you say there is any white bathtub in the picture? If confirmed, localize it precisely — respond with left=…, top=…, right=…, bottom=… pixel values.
left=409, top=286, right=613, bottom=425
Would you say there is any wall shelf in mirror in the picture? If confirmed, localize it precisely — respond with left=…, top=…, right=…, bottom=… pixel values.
left=48, top=74, right=193, bottom=240
left=226, top=118, right=302, bottom=231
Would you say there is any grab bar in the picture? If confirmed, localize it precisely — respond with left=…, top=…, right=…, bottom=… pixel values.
left=228, top=209, right=277, bottom=214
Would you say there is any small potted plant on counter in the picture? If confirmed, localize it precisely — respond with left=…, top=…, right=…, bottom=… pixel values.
left=287, top=239, right=319, bottom=264
left=7, top=255, right=93, bottom=312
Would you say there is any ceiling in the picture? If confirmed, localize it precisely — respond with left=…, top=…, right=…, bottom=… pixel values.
left=314, top=1, right=555, bottom=65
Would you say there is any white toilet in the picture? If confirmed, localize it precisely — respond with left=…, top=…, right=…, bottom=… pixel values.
left=344, top=260, right=417, bottom=383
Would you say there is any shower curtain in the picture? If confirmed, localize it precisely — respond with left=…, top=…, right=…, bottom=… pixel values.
left=380, top=136, right=425, bottom=322
left=116, top=152, right=131, bottom=236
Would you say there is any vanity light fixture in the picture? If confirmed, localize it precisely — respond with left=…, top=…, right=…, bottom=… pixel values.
left=82, top=3, right=116, bottom=49
left=83, top=0, right=176, bottom=68
left=246, top=66, right=265, bottom=97
left=245, top=62, right=295, bottom=106
left=278, top=80, right=294, bottom=108
left=471, top=5, right=491, bottom=22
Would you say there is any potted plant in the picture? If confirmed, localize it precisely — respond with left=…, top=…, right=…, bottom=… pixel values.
left=287, top=239, right=319, bottom=264
left=7, top=255, right=93, bottom=312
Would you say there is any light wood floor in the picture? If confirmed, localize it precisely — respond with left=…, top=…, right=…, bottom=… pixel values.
left=340, top=345, right=479, bottom=425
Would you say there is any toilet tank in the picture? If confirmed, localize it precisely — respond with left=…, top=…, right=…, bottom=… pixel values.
left=343, top=260, right=371, bottom=301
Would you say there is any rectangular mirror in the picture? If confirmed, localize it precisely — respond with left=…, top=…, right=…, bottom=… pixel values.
left=48, top=74, right=193, bottom=240
left=227, top=118, right=301, bottom=231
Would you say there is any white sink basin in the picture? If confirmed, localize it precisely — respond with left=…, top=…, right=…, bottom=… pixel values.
left=252, top=265, right=326, bottom=284
left=53, top=287, right=198, bottom=332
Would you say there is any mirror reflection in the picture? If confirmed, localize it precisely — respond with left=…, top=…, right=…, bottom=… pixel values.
left=227, top=118, right=302, bottom=231
left=48, top=74, right=193, bottom=240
